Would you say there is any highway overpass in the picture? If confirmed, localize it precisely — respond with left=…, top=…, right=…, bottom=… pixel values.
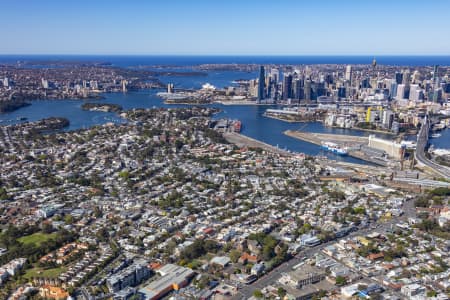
left=415, top=116, right=450, bottom=179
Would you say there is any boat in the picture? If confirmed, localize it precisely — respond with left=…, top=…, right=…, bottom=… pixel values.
left=233, top=120, right=242, bottom=133
left=431, top=133, right=442, bottom=138
left=321, top=142, right=348, bottom=156
left=400, top=140, right=417, bottom=149
left=432, top=124, right=446, bottom=131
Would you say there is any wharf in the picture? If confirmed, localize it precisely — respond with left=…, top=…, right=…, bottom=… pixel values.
left=284, top=130, right=368, bottom=146
left=284, top=130, right=388, bottom=166
left=223, top=132, right=293, bottom=156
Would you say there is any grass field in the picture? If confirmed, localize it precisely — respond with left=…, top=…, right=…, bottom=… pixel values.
left=23, top=266, right=67, bottom=279
left=17, top=232, right=58, bottom=246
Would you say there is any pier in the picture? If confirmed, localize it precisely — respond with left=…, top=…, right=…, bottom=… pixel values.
left=284, top=130, right=393, bottom=166
left=223, top=132, right=293, bottom=156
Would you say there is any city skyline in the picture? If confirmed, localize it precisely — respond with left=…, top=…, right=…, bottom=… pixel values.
left=1, top=0, right=450, bottom=55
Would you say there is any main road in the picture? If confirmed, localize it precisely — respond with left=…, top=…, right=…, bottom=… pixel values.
left=415, top=116, right=450, bottom=179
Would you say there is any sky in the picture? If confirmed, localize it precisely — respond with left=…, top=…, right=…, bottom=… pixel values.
left=0, top=0, right=449, bottom=55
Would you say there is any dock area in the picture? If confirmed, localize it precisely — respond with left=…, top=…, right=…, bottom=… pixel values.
left=284, top=130, right=368, bottom=146
left=284, top=130, right=395, bottom=167
left=223, top=132, right=293, bottom=156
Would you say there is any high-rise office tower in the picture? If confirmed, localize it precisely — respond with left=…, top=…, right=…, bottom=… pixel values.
left=402, top=70, right=410, bottom=99
left=382, top=110, right=394, bottom=129
left=433, top=65, right=440, bottom=102
left=433, top=88, right=442, bottom=102
left=338, top=86, right=346, bottom=99
left=257, top=66, right=265, bottom=102
left=270, top=68, right=280, bottom=84
left=395, top=72, right=403, bottom=85
left=282, top=74, right=293, bottom=100
left=389, top=81, right=398, bottom=100
left=304, top=79, right=312, bottom=101
left=433, top=65, right=439, bottom=86
left=345, top=65, right=352, bottom=83
left=361, top=78, right=370, bottom=89
left=402, top=70, right=410, bottom=85
left=409, top=84, right=420, bottom=101
left=372, top=58, right=377, bottom=79
left=412, top=70, right=421, bottom=83
left=325, top=74, right=333, bottom=85
left=315, top=82, right=326, bottom=98
left=293, top=78, right=303, bottom=100
left=396, top=84, right=406, bottom=100
left=265, top=76, right=272, bottom=100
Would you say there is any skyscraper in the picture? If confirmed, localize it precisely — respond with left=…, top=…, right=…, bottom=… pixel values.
left=270, top=68, right=280, bottom=84
left=432, top=65, right=439, bottom=86
left=433, top=65, right=440, bottom=102
left=257, top=66, right=265, bottom=102
left=345, top=65, right=352, bottom=84
left=282, top=74, right=293, bottom=100
left=402, top=70, right=410, bottom=99
left=389, top=81, right=398, bottom=100
left=395, top=72, right=403, bottom=85
left=304, top=79, right=312, bottom=102
left=372, top=58, right=377, bottom=79
left=396, top=84, right=406, bottom=100
left=293, top=78, right=303, bottom=100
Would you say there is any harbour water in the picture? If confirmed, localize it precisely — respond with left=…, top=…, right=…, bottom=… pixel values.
left=1, top=55, right=450, bottom=164
left=0, top=89, right=427, bottom=165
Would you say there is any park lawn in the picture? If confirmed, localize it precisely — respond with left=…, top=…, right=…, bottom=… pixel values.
left=23, top=266, right=67, bottom=279
left=17, top=232, right=58, bottom=246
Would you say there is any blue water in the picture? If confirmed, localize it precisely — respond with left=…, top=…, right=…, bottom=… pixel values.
left=430, top=129, right=450, bottom=149
left=157, top=70, right=258, bottom=89
left=2, top=55, right=450, bottom=67
left=0, top=88, right=396, bottom=165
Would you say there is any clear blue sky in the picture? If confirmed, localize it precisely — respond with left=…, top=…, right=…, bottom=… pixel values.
left=1, top=0, right=449, bottom=55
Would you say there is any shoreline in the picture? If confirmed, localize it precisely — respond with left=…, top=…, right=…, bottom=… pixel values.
left=0, top=95, right=106, bottom=114
left=163, top=100, right=210, bottom=105
left=263, top=113, right=323, bottom=123
left=223, top=132, right=293, bottom=156
left=262, top=114, right=305, bottom=123
left=213, top=100, right=275, bottom=106
left=330, top=125, right=396, bottom=136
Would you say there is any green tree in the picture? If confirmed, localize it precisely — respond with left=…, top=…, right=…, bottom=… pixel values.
left=230, top=249, right=241, bottom=263
left=252, top=290, right=263, bottom=298
left=0, top=187, right=9, bottom=200
left=277, top=287, right=287, bottom=298
left=335, top=276, right=347, bottom=286
left=64, top=214, right=74, bottom=225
